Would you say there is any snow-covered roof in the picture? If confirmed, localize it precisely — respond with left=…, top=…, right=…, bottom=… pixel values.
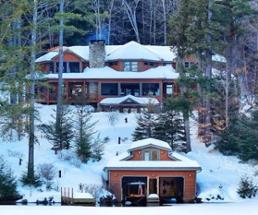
left=104, top=138, right=201, bottom=172
left=128, top=138, right=171, bottom=151
left=100, top=95, right=159, bottom=106
left=212, top=54, right=226, bottom=63
left=40, top=65, right=179, bottom=80
left=105, top=151, right=201, bottom=171
left=106, top=41, right=164, bottom=61
left=35, top=41, right=177, bottom=63
left=35, top=41, right=226, bottom=65
left=35, top=51, right=58, bottom=63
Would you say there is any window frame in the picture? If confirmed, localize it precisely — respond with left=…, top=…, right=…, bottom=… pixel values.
left=142, top=149, right=160, bottom=161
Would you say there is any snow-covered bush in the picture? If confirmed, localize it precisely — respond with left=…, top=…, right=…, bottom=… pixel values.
left=38, top=163, right=56, bottom=181
left=237, top=176, right=258, bottom=199
left=107, top=111, right=119, bottom=126
left=78, top=183, right=115, bottom=205
left=38, top=163, right=57, bottom=190
left=59, top=151, right=82, bottom=168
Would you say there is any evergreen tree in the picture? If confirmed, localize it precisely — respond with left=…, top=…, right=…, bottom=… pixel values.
left=0, top=156, right=19, bottom=200
left=40, top=106, right=74, bottom=152
left=153, top=110, right=186, bottom=152
left=218, top=110, right=258, bottom=161
left=74, top=106, right=97, bottom=163
left=132, top=111, right=157, bottom=141
left=91, top=134, right=104, bottom=162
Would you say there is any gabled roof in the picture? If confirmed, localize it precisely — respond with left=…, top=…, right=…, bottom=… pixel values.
left=104, top=138, right=201, bottom=171
left=128, top=138, right=171, bottom=151
left=106, top=41, right=163, bottom=61
left=35, top=40, right=226, bottom=64
left=35, top=41, right=178, bottom=63
left=100, top=95, right=159, bottom=106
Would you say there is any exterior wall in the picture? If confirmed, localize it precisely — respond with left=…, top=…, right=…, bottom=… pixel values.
left=130, top=148, right=172, bottom=161
left=106, top=60, right=172, bottom=72
left=108, top=61, right=124, bottom=71
left=108, top=170, right=197, bottom=203
left=52, top=52, right=82, bottom=62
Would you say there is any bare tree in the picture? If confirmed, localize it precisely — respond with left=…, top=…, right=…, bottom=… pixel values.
left=122, top=0, right=141, bottom=43
left=56, top=0, right=64, bottom=150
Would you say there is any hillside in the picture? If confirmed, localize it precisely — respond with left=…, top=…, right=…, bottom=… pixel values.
left=0, top=104, right=257, bottom=203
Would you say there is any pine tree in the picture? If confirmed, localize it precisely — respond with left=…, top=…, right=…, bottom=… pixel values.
left=153, top=110, right=186, bottom=151
left=218, top=110, right=258, bottom=161
left=74, top=106, right=97, bottom=163
left=0, top=156, right=19, bottom=200
left=40, top=106, right=74, bottom=152
left=132, top=111, right=157, bottom=141
left=91, top=134, right=104, bottom=162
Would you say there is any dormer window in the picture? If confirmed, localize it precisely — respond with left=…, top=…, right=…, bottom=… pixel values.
left=124, top=61, right=138, bottom=72
left=142, top=149, right=159, bottom=161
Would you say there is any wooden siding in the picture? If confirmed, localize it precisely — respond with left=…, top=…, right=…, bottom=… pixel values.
left=108, top=170, right=197, bottom=202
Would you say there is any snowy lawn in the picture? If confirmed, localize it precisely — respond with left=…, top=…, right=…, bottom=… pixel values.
left=0, top=104, right=258, bottom=203
left=1, top=201, right=258, bottom=215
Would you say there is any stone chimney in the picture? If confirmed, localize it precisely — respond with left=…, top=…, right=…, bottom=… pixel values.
left=89, top=40, right=106, bottom=68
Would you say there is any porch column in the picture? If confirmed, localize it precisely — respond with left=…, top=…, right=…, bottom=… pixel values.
left=147, top=177, right=150, bottom=197
left=157, top=177, right=159, bottom=196
left=66, top=81, right=69, bottom=101
left=46, top=84, right=50, bottom=104
left=159, top=82, right=163, bottom=104
left=118, top=83, right=121, bottom=96
left=139, top=83, right=143, bottom=96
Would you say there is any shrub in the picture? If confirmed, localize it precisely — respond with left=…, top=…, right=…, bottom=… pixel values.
left=38, top=163, right=56, bottom=181
left=0, top=156, right=20, bottom=200
left=21, top=172, right=42, bottom=187
left=237, top=176, right=258, bottom=199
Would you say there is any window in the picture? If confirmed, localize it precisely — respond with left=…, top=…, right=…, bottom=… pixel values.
left=69, top=62, right=80, bottom=73
left=55, top=62, right=68, bottom=73
left=120, top=83, right=140, bottom=96
left=109, top=62, right=118, bottom=66
left=165, top=84, right=174, bottom=96
left=144, top=152, right=150, bottom=161
left=101, top=83, right=118, bottom=96
left=48, top=63, right=54, bottom=73
left=124, top=61, right=138, bottom=72
left=142, top=83, right=160, bottom=96
left=69, top=83, right=83, bottom=98
left=142, top=149, right=160, bottom=161
left=184, top=62, right=190, bottom=68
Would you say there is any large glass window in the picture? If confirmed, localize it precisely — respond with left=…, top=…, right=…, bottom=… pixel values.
left=69, top=83, right=83, bottom=98
left=124, top=61, right=138, bottom=72
left=55, top=62, right=80, bottom=73
left=101, top=83, right=118, bottom=96
left=120, top=83, right=140, bottom=96
left=69, top=62, right=80, bottom=73
left=56, top=62, right=68, bottom=73
left=142, top=83, right=160, bottom=96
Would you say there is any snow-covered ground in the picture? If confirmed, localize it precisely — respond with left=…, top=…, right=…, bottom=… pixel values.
left=0, top=104, right=258, bottom=204
left=1, top=201, right=258, bottom=215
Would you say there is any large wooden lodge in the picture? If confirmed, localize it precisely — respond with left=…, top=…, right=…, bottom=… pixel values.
left=35, top=40, right=184, bottom=110
left=35, top=40, right=225, bottom=111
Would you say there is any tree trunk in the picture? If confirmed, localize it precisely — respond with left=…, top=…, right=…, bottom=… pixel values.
left=27, top=0, right=38, bottom=182
left=177, top=56, right=191, bottom=152
left=161, top=0, right=167, bottom=45
left=56, top=0, right=64, bottom=150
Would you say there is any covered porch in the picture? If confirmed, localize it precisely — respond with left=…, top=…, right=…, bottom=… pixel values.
left=121, top=176, right=184, bottom=206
